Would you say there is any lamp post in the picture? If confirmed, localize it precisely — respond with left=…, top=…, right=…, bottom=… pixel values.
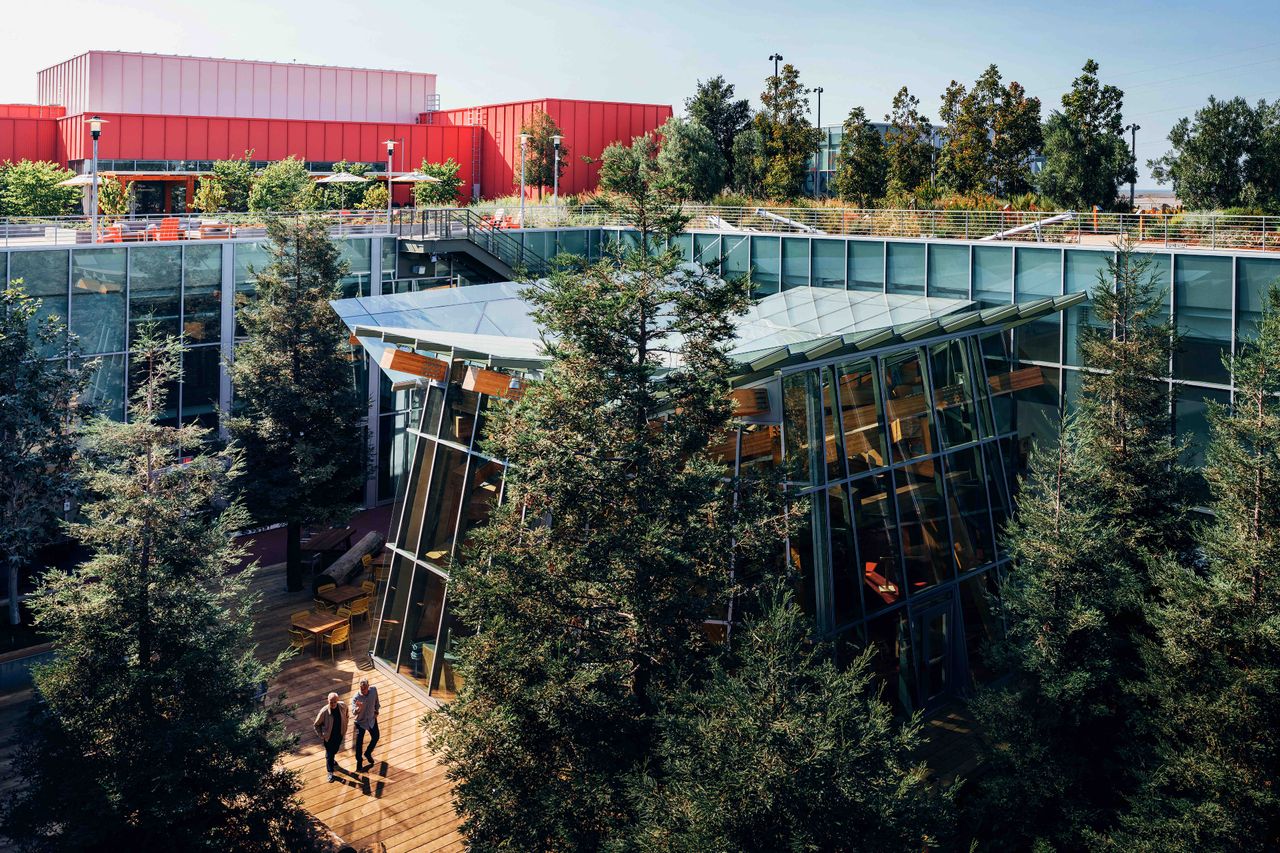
left=384, top=139, right=397, bottom=232
left=768, top=53, right=783, bottom=78
left=519, top=133, right=529, bottom=226
left=811, top=86, right=823, bottom=197
left=1125, top=123, right=1141, bottom=210
left=89, top=115, right=106, bottom=242
left=552, top=134, right=562, bottom=210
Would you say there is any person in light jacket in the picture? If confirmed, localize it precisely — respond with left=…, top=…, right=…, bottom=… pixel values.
left=313, top=691, right=349, bottom=782
left=351, top=677, right=382, bottom=772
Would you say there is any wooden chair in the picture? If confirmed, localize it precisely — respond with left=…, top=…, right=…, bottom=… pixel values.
left=288, top=628, right=310, bottom=653
left=336, top=604, right=353, bottom=624
left=347, top=595, right=372, bottom=624
left=360, top=580, right=377, bottom=595
left=314, top=583, right=337, bottom=612
left=322, top=623, right=352, bottom=660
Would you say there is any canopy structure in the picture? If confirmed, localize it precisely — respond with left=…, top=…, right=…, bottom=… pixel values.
left=389, top=172, right=442, bottom=183
left=315, top=172, right=368, bottom=184
left=334, top=281, right=1085, bottom=386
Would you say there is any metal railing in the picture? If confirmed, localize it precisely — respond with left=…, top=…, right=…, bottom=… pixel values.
left=465, top=203, right=1280, bottom=253
left=391, top=208, right=552, bottom=279
left=0, top=210, right=391, bottom=249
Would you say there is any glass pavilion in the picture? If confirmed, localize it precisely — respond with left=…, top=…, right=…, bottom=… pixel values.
left=334, top=281, right=1083, bottom=712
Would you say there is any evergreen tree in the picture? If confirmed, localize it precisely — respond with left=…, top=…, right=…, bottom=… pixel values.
left=991, top=81, right=1043, bottom=198
left=597, top=133, right=690, bottom=247
left=631, top=588, right=952, bottom=852
left=1, top=331, right=316, bottom=852
left=1114, top=284, right=1280, bottom=851
left=968, top=240, right=1191, bottom=849
left=831, top=106, right=888, bottom=206
left=226, top=216, right=366, bottom=592
left=684, top=75, right=752, bottom=184
left=656, top=116, right=728, bottom=202
left=518, top=110, right=568, bottom=199
left=0, top=284, right=89, bottom=626
left=754, top=63, right=822, bottom=200
left=730, top=125, right=765, bottom=197
left=1038, top=60, right=1135, bottom=210
left=884, top=86, right=935, bottom=196
left=426, top=175, right=789, bottom=850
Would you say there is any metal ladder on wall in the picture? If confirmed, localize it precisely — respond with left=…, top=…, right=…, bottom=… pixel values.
left=466, top=109, right=484, bottom=201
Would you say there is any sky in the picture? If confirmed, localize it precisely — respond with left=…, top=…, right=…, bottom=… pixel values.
left=2, top=0, right=1278, bottom=185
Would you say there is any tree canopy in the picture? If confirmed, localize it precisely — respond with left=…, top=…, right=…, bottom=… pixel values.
left=517, top=110, right=568, bottom=198
left=0, top=160, right=81, bottom=217
left=831, top=106, right=887, bottom=205
left=656, top=116, right=727, bottom=202
left=884, top=86, right=935, bottom=196
left=1150, top=96, right=1280, bottom=211
left=685, top=75, right=752, bottom=182
left=1038, top=59, right=1135, bottom=210
left=754, top=63, right=822, bottom=200
left=248, top=156, right=313, bottom=212
left=413, top=158, right=466, bottom=206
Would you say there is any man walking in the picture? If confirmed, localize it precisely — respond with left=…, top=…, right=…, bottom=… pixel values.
left=313, top=691, right=349, bottom=783
left=351, top=677, right=381, bottom=772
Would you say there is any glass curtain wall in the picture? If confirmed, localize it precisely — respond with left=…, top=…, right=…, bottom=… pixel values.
left=782, top=328, right=1019, bottom=713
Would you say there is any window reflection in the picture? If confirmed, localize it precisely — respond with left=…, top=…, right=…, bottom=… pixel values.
left=942, top=448, right=997, bottom=572
left=738, top=424, right=781, bottom=473
left=959, top=574, right=1003, bottom=685
left=827, top=485, right=861, bottom=627
left=881, top=350, right=935, bottom=462
left=72, top=248, right=127, bottom=355
left=930, top=339, right=979, bottom=447
left=820, top=367, right=845, bottom=481
left=782, top=371, right=822, bottom=485
left=418, top=445, right=470, bottom=565
left=849, top=474, right=902, bottom=613
left=786, top=496, right=824, bottom=621
left=866, top=611, right=915, bottom=713
left=183, top=244, right=221, bottom=344
left=895, top=461, right=950, bottom=591
left=455, top=459, right=505, bottom=555
left=397, top=566, right=447, bottom=691
left=835, top=357, right=886, bottom=474
left=430, top=594, right=472, bottom=699
left=128, top=245, right=182, bottom=343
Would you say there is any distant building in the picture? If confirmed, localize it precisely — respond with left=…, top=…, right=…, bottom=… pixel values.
left=0, top=50, right=672, bottom=211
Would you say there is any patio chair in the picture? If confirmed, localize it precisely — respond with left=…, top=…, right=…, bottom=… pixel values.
left=360, top=580, right=377, bottom=595
left=314, top=583, right=337, bottom=612
left=98, top=225, right=122, bottom=243
left=155, top=217, right=180, bottom=241
left=291, top=609, right=311, bottom=624
left=347, top=595, right=372, bottom=624
left=336, top=604, right=353, bottom=624
left=288, top=628, right=310, bottom=653
left=321, top=623, right=352, bottom=660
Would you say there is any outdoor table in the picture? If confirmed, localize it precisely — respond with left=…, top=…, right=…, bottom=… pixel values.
left=301, top=526, right=357, bottom=555
left=316, top=584, right=367, bottom=607
left=291, top=611, right=349, bottom=654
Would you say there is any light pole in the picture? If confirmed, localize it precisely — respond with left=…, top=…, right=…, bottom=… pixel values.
left=811, top=86, right=823, bottom=197
left=519, top=133, right=529, bottom=226
left=552, top=134, right=562, bottom=210
left=1125, top=123, right=1141, bottom=210
left=384, top=139, right=397, bottom=232
left=89, top=115, right=106, bottom=242
left=768, top=53, right=783, bottom=78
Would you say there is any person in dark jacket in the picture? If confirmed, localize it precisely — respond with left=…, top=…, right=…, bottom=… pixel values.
left=313, top=691, right=349, bottom=782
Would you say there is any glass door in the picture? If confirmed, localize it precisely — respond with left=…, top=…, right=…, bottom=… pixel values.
left=915, top=597, right=953, bottom=710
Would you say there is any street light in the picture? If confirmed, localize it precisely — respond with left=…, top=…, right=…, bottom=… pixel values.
left=519, top=133, right=530, bottom=226
left=384, top=139, right=397, bottom=231
left=811, top=86, right=823, bottom=198
left=1125, top=123, right=1141, bottom=210
left=768, top=53, right=783, bottom=78
left=89, top=116, right=107, bottom=242
left=552, top=134, right=562, bottom=210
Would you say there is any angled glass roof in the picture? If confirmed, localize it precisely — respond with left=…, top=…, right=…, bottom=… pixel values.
left=332, top=281, right=973, bottom=381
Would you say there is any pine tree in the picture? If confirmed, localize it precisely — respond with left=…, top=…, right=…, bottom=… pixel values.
left=884, top=86, right=935, bottom=196
left=0, top=284, right=89, bottom=627
left=754, top=63, right=822, bottom=200
left=685, top=75, right=752, bottom=184
left=968, top=239, right=1191, bottom=849
left=631, top=587, right=952, bottom=852
left=425, top=180, right=790, bottom=850
left=597, top=132, right=691, bottom=247
left=1113, top=284, right=1280, bottom=851
left=1, top=331, right=317, bottom=852
left=227, top=216, right=366, bottom=591
left=831, top=106, right=888, bottom=206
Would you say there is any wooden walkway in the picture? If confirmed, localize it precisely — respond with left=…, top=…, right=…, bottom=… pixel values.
left=247, top=561, right=463, bottom=853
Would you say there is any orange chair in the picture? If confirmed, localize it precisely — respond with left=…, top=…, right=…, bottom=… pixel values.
left=155, top=217, right=180, bottom=241
left=98, top=225, right=122, bottom=243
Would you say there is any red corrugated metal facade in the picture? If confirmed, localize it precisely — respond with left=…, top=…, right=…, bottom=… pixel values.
left=6, top=53, right=673, bottom=204
left=434, top=98, right=673, bottom=198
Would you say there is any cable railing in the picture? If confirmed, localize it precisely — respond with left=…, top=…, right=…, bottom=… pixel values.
left=0, top=209, right=391, bottom=249
left=465, top=203, right=1280, bottom=253
left=3, top=204, right=1276, bottom=255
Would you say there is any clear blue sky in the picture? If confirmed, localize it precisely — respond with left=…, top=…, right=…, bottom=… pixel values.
left=2, top=0, right=1278, bottom=185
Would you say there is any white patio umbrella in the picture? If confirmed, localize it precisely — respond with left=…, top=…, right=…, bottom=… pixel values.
left=389, top=172, right=442, bottom=183
left=56, top=173, right=97, bottom=186
left=315, top=172, right=369, bottom=184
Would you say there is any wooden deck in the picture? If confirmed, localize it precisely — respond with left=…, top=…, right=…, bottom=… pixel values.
left=247, top=562, right=463, bottom=853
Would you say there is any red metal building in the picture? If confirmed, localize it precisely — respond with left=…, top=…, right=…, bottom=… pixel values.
left=1, top=51, right=672, bottom=213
